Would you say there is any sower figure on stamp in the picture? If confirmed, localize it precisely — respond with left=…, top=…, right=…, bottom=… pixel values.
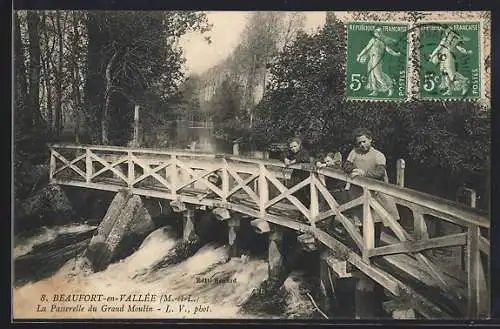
left=429, top=27, right=472, bottom=96
left=342, top=127, right=400, bottom=247
left=283, top=137, right=313, bottom=209
left=356, top=27, right=401, bottom=97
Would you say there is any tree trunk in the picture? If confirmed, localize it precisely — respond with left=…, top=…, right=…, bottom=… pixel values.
left=27, top=11, right=43, bottom=128
left=84, top=12, right=107, bottom=144
left=54, top=11, right=64, bottom=136
left=248, top=54, right=256, bottom=128
left=71, top=11, right=82, bottom=144
left=14, top=12, right=28, bottom=106
left=102, top=51, right=118, bottom=145
left=41, top=11, right=53, bottom=133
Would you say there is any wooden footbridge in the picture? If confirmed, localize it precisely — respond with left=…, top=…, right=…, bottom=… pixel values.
left=48, top=143, right=490, bottom=319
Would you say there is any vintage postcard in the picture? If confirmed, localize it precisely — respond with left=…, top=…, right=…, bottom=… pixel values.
left=12, top=10, right=491, bottom=322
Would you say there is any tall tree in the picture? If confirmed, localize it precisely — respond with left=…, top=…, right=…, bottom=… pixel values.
left=84, top=11, right=107, bottom=143
left=200, top=12, right=305, bottom=132
left=83, top=11, right=211, bottom=145
left=14, top=12, right=28, bottom=109
left=26, top=10, right=43, bottom=128
left=70, top=10, right=84, bottom=143
left=53, top=11, right=65, bottom=136
left=40, top=11, right=53, bottom=132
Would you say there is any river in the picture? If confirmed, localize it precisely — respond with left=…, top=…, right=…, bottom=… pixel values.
left=12, top=222, right=326, bottom=319
left=144, top=120, right=232, bottom=154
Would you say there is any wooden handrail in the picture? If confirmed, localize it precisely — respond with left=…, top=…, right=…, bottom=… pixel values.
left=48, top=143, right=488, bottom=228
left=47, top=144, right=490, bottom=318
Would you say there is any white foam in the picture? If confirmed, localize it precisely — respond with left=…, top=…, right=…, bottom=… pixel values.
left=13, top=226, right=316, bottom=319
left=13, top=223, right=98, bottom=259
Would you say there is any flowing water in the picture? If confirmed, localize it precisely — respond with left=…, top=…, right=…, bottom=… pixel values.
left=13, top=223, right=320, bottom=320
left=13, top=123, right=346, bottom=320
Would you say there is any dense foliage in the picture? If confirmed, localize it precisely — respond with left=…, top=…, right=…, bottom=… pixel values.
left=14, top=10, right=211, bottom=203
left=252, top=14, right=490, bottom=204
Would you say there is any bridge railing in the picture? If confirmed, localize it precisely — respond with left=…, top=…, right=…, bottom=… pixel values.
left=48, top=143, right=490, bottom=318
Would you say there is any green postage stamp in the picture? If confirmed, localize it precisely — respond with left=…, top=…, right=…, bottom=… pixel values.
left=418, top=22, right=481, bottom=100
left=346, top=22, right=409, bottom=101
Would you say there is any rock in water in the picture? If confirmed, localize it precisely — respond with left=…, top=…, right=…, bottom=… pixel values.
left=85, top=190, right=156, bottom=272
left=148, top=234, right=202, bottom=273
left=15, top=184, right=75, bottom=232
left=94, top=190, right=129, bottom=239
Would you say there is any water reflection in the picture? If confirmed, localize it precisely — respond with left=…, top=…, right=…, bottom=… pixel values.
left=145, top=120, right=231, bottom=154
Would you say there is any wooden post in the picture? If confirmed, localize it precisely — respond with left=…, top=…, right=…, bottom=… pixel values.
left=233, top=142, right=239, bottom=156
left=183, top=208, right=196, bottom=241
left=396, top=159, right=405, bottom=187
left=228, top=216, right=241, bottom=258
left=466, top=224, right=488, bottom=318
left=362, top=188, right=375, bottom=261
left=127, top=151, right=133, bottom=188
left=252, top=152, right=263, bottom=192
left=133, top=105, right=140, bottom=147
left=412, top=208, right=429, bottom=240
left=466, top=224, right=479, bottom=318
left=222, top=164, right=229, bottom=201
left=318, top=251, right=337, bottom=317
left=310, top=174, right=319, bottom=227
left=170, top=155, right=177, bottom=197
left=268, top=225, right=284, bottom=280
left=49, top=149, right=56, bottom=181
left=86, top=148, right=92, bottom=183
left=357, top=189, right=377, bottom=319
left=457, top=187, right=477, bottom=270
left=354, top=272, right=376, bottom=319
left=259, top=163, right=268, bottom=217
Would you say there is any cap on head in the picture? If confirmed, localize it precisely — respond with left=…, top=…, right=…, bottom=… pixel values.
left=352, top=127, right=373, bottom=143
left=288, top=137, right=302, bottom=146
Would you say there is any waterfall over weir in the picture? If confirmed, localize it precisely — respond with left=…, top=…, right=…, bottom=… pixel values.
left=13, top=223, right=321, bottom=319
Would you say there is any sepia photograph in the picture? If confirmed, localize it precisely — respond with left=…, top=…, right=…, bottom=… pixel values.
left=12, top=9, right=491, bottom=321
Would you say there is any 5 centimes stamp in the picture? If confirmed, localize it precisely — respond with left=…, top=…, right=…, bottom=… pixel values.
left=418, top=21, right=481, bottom=100
left=346, top=22, right=409, bottom=101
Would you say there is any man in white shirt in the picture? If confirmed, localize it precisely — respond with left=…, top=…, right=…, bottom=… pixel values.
left=343, top=128, right=400, bottom=247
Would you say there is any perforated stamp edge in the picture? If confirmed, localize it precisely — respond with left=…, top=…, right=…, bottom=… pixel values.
left=344, top=20, right=411, bottom=103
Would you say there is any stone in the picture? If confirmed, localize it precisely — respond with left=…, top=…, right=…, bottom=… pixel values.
left=85, top=192, right=156, bottom=272
left=250, top=219, right=270, bottom=233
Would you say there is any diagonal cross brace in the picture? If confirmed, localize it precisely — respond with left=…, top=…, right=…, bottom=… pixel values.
left=89, top=151, right=128, bottom=182
left=314, top=176, right=364, bottom=250
left=175, top=160, right=224, bottom=198
left=130, top=155, right=172, bottom=190
left=225, top=164, right=260, bottom=204
left=52, top=151, right=86, bottom=179
left=92, top=156, right=128, bottom=180
left=263, top=166, right=311, bottom=220
left=370, top=197, right=454, bottom=296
